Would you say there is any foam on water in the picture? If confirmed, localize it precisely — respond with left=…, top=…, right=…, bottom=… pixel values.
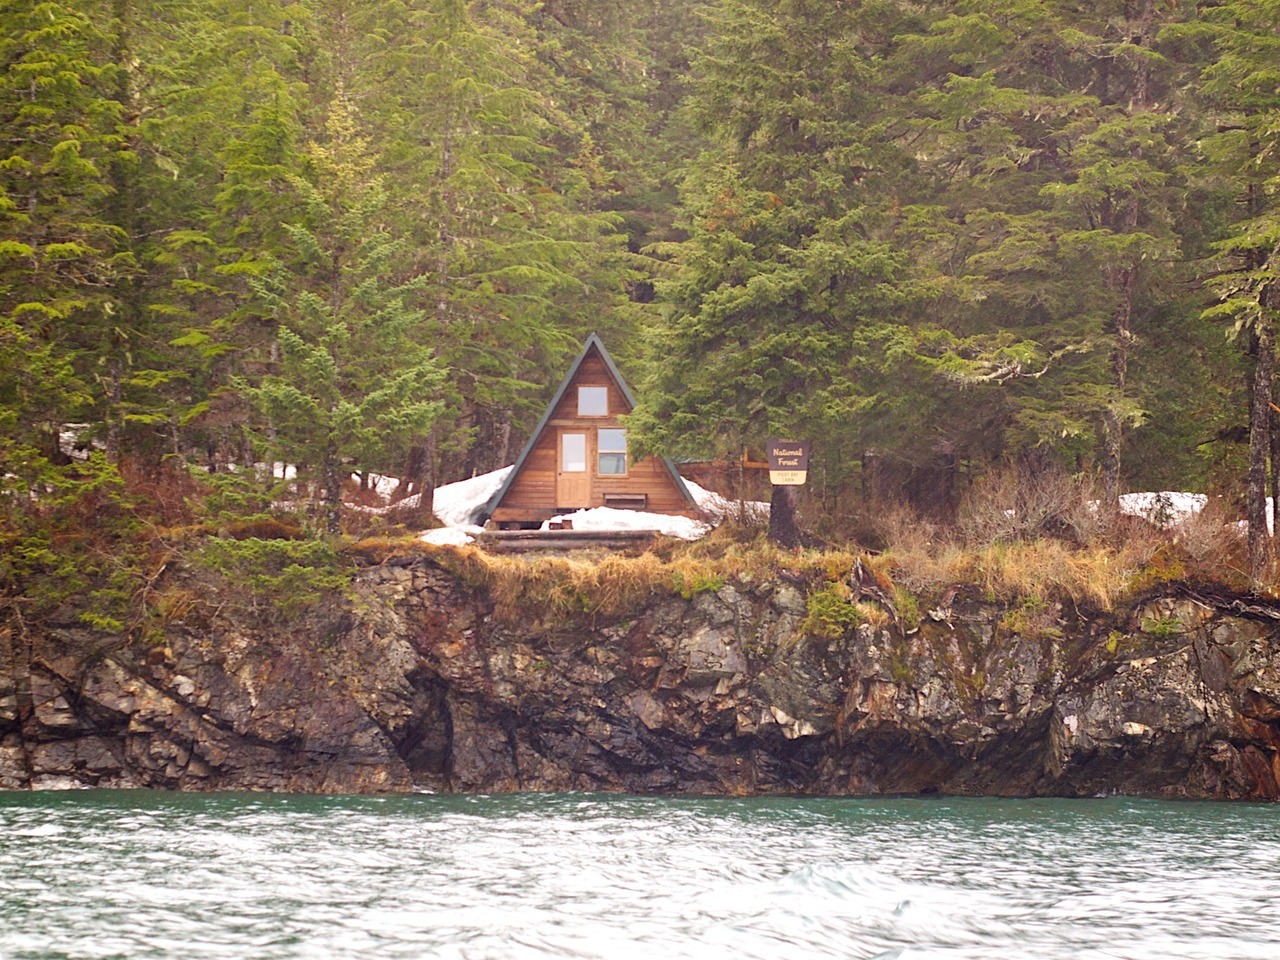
left=0, top=792, right=1276, bottom=960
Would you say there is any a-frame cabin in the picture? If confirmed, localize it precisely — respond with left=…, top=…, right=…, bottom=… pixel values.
left=482, top=334, right=699, bottom=529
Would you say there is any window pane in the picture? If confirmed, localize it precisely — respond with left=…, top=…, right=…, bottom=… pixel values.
left=562, top=433, right=586, bottom=471
left=598, top=453, right=627, bottom=475
left=578, top=386, right=608, bottom=416
left=598, top=428, right=626, bottom=475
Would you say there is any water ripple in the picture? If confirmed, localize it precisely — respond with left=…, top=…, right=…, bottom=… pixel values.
left=1, top=792, right=1277, bottom=959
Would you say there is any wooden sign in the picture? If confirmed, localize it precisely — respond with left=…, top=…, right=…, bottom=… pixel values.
left=767, top=438, right=811, bottom=485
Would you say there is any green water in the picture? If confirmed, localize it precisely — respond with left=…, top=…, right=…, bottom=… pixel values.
left=0, top=791, right=1276, bottom=959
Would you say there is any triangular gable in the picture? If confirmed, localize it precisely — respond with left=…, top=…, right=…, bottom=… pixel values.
left=482, top=333, right=697, bottom=520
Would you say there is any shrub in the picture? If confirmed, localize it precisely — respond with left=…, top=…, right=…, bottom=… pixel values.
left=194, top=537, right=352, bottom=616
left=999, top=596, right=1062, bottom=640
left=957, top=461, right=1108, bottom=547
left=671, top=569, right=726, bottom=599
left=800, top=583, right=862, bottom=639
left=1167, top=496, right=1248, bottom=584
left=1140, top=615, right=1182, bottom=639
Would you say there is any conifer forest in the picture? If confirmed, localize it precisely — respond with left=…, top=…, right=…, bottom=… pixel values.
left=3, top=1, right=1280, bottom=596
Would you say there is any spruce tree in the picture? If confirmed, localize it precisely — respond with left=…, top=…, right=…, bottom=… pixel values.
left=630, top=0, right=916, bottom=542
left=362, top=0, right=636, bottom=489
left=241, top=97, right=445, bottom=533
left=1192, top=0, right=1280, bottom=584
left=0, top=0, right=121, bottom=473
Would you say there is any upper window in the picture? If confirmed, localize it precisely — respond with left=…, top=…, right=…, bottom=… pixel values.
left=598, top=428, right=627, bottom=475
left=578, top=386, right=608, bottom=417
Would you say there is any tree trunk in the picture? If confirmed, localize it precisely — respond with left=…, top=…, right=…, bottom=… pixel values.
left=395, top=443, right=427, bottom=500
left=1102, top=226, right=1139, bottom=506
left=936, top=440, right=959, bottom=522
left=323, top=441, right=342, bottom=535
left=105, top=356, right=123, bottom=463
left=495, top=412, right=513, bottom=469
left=1101, top=0, right=1153, bottom=504
left=1269, top=384, right=1280, bottom=539
left=768, top=483, right=802, bottom=548
left=105, top=0, right=137, bottom=467
left=436, top=126, right=454, bottom=322
left=394, top=429, right=437, bottom=526
left=420, top=425, right=438, bottom=519
left=1247, top=312, right=1274, bottom=586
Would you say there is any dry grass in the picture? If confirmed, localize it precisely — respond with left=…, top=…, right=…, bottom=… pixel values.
left=445, top=530, right=1143, bottom=625
left=342, top=476, right=1262, bottom=628
left=965, top=540, right=1126, bottom=610
left=876, top=481, right=1260, bottom=608
left=428, top=528, right=875, bottom=624
left=445, top=545, right=689, bottom=621
left=853, top=461, right=1261, bottom=608
left=449, top=525, right=1231, bottom=621
left=877, top=503, right=1224, bottom=611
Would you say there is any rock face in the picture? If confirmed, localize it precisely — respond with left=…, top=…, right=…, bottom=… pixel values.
left=2, top=555, right=1279, bottom=799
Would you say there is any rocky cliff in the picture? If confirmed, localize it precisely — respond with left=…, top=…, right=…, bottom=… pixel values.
left=2, top=552, right=1279, bottom=799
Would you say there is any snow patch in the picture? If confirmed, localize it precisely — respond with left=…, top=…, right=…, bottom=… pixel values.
left=349, top=472, right=401, bottom=498
left=541, top=506, right=710, bottom=540
left=1226, top=498, right=1274, bottom=536
left=1117, top=491, right=1207, bottom=528
left=532, top=478, right=769, bottom=541
left=433, top=466, right=513, bottom=527
left=419, top=525, right=482, bottom=547
left=683, top=479, right=770, bottom=523
left=57, top=424, right=99, bottom=461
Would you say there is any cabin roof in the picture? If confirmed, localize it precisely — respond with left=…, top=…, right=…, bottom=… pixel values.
left=482, top=333, right=696, bottom=520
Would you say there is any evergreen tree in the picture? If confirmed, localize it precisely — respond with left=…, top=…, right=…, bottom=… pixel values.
left=363, top=0, right=636, bottom=490
left=630, top=0, right=917, bottom=542
left=1191, top=0, right=1280, bottom=583
left=882, top=0, right=1201, bottom=499
left=153, top=0, right=310, bottom=470
left=0, top=0, right=121, bottom=473
left=242, top=97, right=445, bottom=533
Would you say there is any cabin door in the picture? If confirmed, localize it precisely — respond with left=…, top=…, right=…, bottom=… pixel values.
left=556, top=431, right=590, bottom=508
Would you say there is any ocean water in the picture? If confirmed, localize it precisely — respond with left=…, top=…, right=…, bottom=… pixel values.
left=0, top=791, right=1276, bottom=959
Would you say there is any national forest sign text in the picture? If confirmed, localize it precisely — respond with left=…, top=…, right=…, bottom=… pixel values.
left=766, top=439, right=810, bottom=485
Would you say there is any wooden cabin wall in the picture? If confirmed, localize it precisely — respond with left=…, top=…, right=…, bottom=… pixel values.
left=492, top=348, right=695, bottom=521
left=546, top=354, right=623, bottom=421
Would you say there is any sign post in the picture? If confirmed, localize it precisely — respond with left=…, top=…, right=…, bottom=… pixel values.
left=766, top=439, right=811, bottom=485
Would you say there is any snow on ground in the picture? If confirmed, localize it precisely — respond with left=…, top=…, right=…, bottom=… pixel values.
left=533, top=475, right=771, bottom=540
left=532, top=479, right=771, bottom=540
left=540, top=506, right=710, bottom=540
left=1117, top=491, right=1208, bottom=528
left=419, top=525, right=483, bottom=547
left=414, top=467, right=513, bottom=545
left=1116, top=491, right=1274, bottom=535
left=350, top=472, right=400, bottom=499
left=684, top=479, right=770, bottom=523
left=1075, top=492, right=1212, bottom=528
left=58, top=424, right=98, bottom=461
left=432, top=466, right=513, bottom=527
